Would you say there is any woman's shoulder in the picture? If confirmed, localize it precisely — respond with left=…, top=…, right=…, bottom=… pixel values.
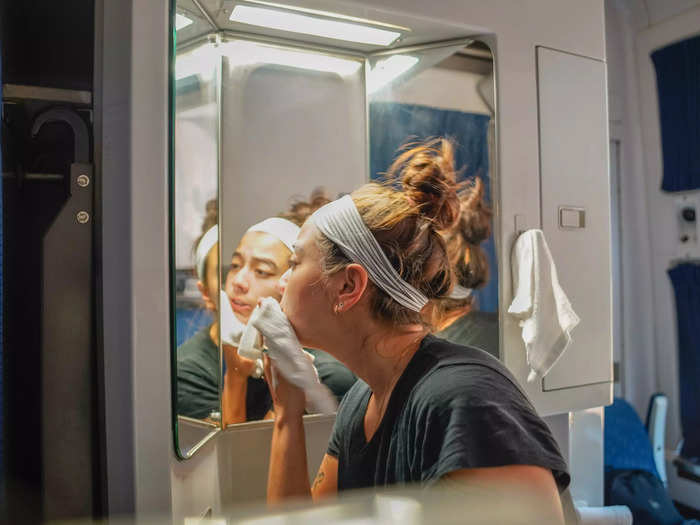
left=411, top=336, right=529, bottom=410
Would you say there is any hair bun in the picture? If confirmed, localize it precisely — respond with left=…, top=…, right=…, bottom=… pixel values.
left=388, top=138, right=460, bottom=231
left=459, top=177, right=491, bottom=245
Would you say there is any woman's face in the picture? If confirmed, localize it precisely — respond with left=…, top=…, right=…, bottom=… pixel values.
left=280, top=221, right=334, bottom=349
left=225, top=231, right=291, bottom=323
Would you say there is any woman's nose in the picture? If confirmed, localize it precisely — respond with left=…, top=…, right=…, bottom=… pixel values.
left=278, top=269, right=291, bottom=295
left=232, top=268, right=250, bottom=292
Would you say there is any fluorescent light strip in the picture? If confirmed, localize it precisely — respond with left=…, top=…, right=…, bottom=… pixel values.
left=230, top=5, right=400, bottom=46
left=223, top=41, right=362, bottom=75
left=175, top=13, right=194, bottom=31
left=243, top=0, right=410, bottom=32
left=367, top=55, right=419, bottom=94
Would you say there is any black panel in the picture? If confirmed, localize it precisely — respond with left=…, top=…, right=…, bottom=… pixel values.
left=1, top=1, right=95, bottom=90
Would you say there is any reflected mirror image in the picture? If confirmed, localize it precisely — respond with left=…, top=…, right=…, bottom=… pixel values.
left=172, top=0, right=499, bottom=462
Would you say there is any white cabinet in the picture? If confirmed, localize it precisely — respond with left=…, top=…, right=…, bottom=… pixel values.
left=506, top=47, right=613, bottom=415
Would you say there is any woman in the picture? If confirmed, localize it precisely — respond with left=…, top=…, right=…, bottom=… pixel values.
left=262, top=139, right=569, bottom=522
left=176, top=202, right=273, bottom=422
left=432, top=176, right=499, bottom=358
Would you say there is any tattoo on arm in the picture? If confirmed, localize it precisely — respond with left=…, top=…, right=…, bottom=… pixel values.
left=312, top=470, right=325, bottom=491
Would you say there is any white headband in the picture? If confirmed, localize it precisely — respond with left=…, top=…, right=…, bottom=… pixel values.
left=311, top=195, right=428, bottom=312
left=195, top=225, right=218, bottom=281
left=448, top=284, right=473, bottom=300
left=246, top=217, right=300, bottom=253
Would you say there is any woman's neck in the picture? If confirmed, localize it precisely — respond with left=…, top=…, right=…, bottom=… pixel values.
left=337, top=321, right=427, bottom=400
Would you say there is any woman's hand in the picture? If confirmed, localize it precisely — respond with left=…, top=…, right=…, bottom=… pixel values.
left=263, top=354, right=306, bottom=422
left=223, top=343, right=258, bottom=378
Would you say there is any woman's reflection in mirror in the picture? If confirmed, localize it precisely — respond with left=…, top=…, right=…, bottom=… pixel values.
left=221, top=191, right=358, bottom=426
left=176, top=199, right=224, bottom=421
left=263, top=139, right=568, bottom=524
left=430, top=177, right=499, bottom=357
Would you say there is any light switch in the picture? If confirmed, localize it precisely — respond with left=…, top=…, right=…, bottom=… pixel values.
left=559, top=207, right=585, bottom=229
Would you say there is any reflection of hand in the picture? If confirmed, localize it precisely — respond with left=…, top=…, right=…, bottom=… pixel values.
left=223, top=343, right=258, bottom=378
left=263, top=354, right=306, bottom=421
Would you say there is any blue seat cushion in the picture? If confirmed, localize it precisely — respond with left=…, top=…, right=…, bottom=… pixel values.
left=605, top=397, right=660, bottom=478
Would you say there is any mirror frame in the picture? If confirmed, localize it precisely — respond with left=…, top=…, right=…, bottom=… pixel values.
left=169, top=0, right=500, bottom=459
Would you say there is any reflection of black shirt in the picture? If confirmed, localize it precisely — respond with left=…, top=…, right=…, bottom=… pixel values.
left=307, top=349, right=357, bottom=402
left=436, top=311, right=499, bottom=359
left=327, top=335, right=569, bottom=492
left=176, top=327, right=271, bottom=420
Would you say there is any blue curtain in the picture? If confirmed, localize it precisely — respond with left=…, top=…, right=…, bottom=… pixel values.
left=651, top=34, right=700, bottom=192
left=668, top=263, right=700, bottom=459
left=368, top=102, right=497, bottom=312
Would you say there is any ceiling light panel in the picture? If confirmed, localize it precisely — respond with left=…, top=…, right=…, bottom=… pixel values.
left=229, top=4, right=401, bottom=46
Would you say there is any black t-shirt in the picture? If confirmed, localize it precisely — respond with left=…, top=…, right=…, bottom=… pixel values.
left=177, top=326, right=271, bottom=421
left=436, top=311, right=499, bottom=359
left=327, top=335, right=570, bottom=492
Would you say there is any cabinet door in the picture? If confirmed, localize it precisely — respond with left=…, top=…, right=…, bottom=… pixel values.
left=536, top=47, right=613, bottom=391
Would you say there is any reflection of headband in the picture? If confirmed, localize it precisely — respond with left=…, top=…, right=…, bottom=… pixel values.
left=311, top=195, right=428, bottom=312
left=448, top=285, right=473, bottom=300
left=195, top=225, right=218, bottom=281
left=246, top=218, right=300, bottom=253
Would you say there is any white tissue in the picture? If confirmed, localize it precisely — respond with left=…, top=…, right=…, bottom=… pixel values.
left=220, top=290, right=263, bottom=378
left=219, top=289, right=245, bottom=347
left=247, top=297, right=338, bottom=415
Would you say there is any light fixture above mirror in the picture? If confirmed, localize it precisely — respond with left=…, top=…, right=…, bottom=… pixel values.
left=229, top=2, right=404, bottom=46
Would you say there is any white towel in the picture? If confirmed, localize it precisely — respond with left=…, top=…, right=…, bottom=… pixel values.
left=575, top=506, right=633, bottom=525
left=219, top=289, right=246, bottom=347
left=243, top=297, right=338, bottom=415
left=507, top=229, right=580, bottom=382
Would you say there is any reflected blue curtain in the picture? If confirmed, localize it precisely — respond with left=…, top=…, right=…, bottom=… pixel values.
left=369, top=102, right=497, bottom=312
left=651, top=34, right=700, bottom=192
left=176, top=308, right=213, bottom=347
left=668, top=263, right=700, bottom=459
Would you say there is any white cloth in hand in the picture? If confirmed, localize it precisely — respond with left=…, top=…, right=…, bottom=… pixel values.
left=220, top=290, right=263, bottom=377
left=247, top=297, right=338, bottom=415
left=507, top=229, right=580, bottom=382
left=219, top=289, right=246, bottom=347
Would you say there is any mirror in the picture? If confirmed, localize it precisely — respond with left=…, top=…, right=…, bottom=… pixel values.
left=171, top=34, right=222, bottom=458
left=367, top=42, right=499, bottom=359
left=171, top=0, right=498, bottom=456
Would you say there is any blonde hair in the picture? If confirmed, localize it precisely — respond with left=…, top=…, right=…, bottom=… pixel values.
left=317, top=138, right=461, bottom=326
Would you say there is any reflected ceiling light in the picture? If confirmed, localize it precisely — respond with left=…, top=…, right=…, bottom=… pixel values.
left=229, top=4, right=401, bottom=46
left=175, top=13, right=194, bottom=31
left=223, top=40, right=362, bottom=76
left=367, top=55, right=419, bottom=94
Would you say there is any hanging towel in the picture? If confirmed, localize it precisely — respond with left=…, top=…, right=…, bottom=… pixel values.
left=508, top=229, right=580, bottom=382
left=243, top=297, right=337, bottom=415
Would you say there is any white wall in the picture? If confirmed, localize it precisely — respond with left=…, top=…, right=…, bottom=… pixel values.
left=220, top=57, right=366, bottom=262
left=372, top=66, right=491, bottom=115
left=606, top=0, right=700, bottom=449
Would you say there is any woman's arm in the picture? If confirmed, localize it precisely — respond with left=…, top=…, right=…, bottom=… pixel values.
left=221, top=344, right=258, bottom=426
left=443, top=465, right=564, bottom=525
left=311, top=454, right=338, bottom=502
left=265, top=355, right=315, bottom=503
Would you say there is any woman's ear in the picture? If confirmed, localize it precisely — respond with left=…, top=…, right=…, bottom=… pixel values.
left=197, top=281, right=217, bottom=312
left=336, top=263, right=369, bottom=313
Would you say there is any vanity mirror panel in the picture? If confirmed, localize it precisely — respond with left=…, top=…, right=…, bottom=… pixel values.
left=172, top=28, right=222, bottom=458
left=367, top=41, right=499, bottom=357
left=170, top=0, right=499, bottom=454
